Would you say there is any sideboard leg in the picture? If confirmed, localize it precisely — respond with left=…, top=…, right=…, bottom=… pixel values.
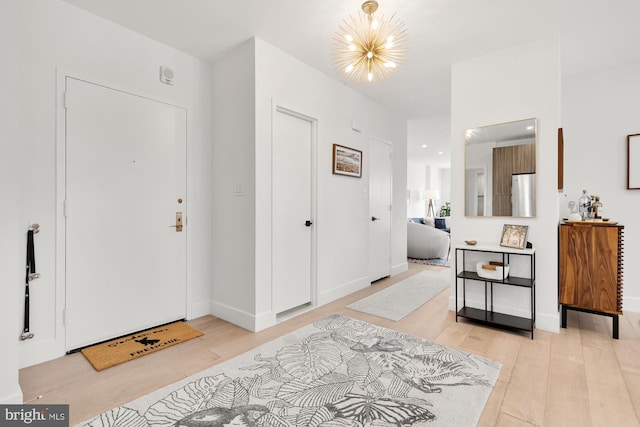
left=613, top=314, right=619, bottom=339
left=561, top=305, right=567, bottom=328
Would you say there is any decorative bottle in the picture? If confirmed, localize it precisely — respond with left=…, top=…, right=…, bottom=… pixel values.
left=591, top=195, right=602, bottom=219
left=578, top=190, right=591, bottom=219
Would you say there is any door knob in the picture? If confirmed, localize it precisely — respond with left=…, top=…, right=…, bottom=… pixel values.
left=371, top=216, right=379, bottom=221
left=305, top=220, right=313, bottom=227
left=171, top=212, right=183, bottom=232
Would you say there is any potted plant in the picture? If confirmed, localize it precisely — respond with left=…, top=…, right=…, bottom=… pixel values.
left=439, top=202, right=451, bottom=217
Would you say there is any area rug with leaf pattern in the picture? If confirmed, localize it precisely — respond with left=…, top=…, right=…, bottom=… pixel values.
left=78, top=314, right=500, bottom=427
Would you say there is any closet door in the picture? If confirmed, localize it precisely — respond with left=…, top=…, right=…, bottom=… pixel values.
left=369, top=138, right=392, bottom=282
left=272, top=106, right=315, bottom=313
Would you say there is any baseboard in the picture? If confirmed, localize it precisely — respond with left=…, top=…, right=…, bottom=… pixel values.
left=189, top=300, right=211, bottom=320
left=624, top=296, right=640, bottom=313
left=210, top=301, right=256, bottom=332
left=0, top=386, right=23, bottom=405
left=19, top=338, right=65, bottom=369
left=254, top=310, right=277, bottom=332
left=211, top=276, right=372, bottom=333
left=535, top=311, right=560, bottom=333
left=317, top=275, right=369, bottom=306
left=391, top=261, right=409, bottom=276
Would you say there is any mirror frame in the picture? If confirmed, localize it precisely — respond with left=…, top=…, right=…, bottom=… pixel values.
left=464, top=118, right=537, bottom=218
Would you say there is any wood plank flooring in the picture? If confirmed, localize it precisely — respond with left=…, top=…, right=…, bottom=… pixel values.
left=19, top=262, right=640, bottom=426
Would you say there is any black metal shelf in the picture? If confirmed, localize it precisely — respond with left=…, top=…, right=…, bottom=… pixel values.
left=456, top=307, right=533, bottom=333
left=456, top=271, right=533, bottom=288
left=455, top=245, right=536, bottom=339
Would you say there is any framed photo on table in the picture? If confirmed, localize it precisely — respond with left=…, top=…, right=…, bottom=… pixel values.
left=332, top=144, right=362, bottom=178
left=499, top=224, right=529, bottom=249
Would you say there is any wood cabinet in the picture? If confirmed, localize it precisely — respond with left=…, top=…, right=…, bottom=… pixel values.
left=559, top=222, right=624, bottom=338
left=492, top=144, right=536, bottom=216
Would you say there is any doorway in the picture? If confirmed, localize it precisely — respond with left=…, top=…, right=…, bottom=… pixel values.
left=63, top=77, right=187, bottom=351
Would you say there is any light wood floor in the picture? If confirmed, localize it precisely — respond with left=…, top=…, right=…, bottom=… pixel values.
left=20, top=262, right=640, bottom=426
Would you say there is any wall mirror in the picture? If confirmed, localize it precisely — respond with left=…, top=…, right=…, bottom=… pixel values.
left=465, top=118, right=537, bottom=217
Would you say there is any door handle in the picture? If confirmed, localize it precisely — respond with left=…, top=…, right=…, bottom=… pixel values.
left=371, top=216, right=380, bottom=221
left=171, top=212, right=183, bottom=232
left=305, top=220, right=313, bottom=227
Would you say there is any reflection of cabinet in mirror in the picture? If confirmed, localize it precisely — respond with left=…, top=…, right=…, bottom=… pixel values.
left=465, top=118, right=537, bottom=217
left=492, top=144, right=536, bottom=216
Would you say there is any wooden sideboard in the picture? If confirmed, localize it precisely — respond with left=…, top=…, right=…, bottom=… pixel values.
left=558, top=222, right=624, bottom=338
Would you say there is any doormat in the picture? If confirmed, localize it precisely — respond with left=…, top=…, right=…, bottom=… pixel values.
left=80, top=321, right=203, bottom=371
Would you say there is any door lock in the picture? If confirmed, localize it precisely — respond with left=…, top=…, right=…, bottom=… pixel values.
left=171, top=212, right=183, bottom=232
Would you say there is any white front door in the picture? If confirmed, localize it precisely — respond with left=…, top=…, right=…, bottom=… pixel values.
left=272, top=106, right=314, bottom=314
left=64, top=77, right=187, bottom=350
left=369, top=138, right=392, bottom=282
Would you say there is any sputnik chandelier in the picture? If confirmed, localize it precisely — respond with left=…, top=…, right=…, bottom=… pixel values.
left=333, top=0, right=407, bottom=83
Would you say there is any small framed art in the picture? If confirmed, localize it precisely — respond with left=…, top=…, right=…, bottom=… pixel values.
left=499, top=224, right=529, bottom=249
left=332, top=144, right=362, bottom=178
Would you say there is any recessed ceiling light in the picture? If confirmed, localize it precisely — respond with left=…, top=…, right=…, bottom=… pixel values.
left=421, top=144, right=427, bottom=148
left=438, top=151, right=443, bottom=155
left=526, top=126, right=534, bottom=130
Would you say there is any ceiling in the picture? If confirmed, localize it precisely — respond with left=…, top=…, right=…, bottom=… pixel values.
left=465, top=118, right=536, bottom=146
left=61, top=0, right=640, bottom=165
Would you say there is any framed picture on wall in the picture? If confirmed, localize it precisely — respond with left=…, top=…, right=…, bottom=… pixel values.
left=628, top=134, right=640, bottom=189
left=332, top=144, right=362, bottom=178
left=499, top=224, right=529, bottom=249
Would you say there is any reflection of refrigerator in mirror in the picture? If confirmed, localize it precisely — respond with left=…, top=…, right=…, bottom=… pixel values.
left=512, top=173, right=536, bottom=217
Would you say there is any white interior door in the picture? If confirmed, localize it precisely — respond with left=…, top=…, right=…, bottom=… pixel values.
left=64, top=77, right=187, bottom=350
left=369, top=138, right=392, bottom=282
left=272, top=106, right=314, bottom=314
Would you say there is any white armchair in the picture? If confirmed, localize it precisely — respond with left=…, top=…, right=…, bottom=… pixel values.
left=407, top=221, right=450, bottom=259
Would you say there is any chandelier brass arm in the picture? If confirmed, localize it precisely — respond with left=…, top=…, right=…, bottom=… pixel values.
left=332, top=0, right=407, bottom=83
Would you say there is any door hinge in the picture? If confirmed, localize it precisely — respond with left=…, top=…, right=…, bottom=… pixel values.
left=389, top=204, right=392, bottom=211
left=63, top=200, right=68, bottom=217
left=62, top=308, right=67, bottom=326
left=63, top=91, right=69, bottom=109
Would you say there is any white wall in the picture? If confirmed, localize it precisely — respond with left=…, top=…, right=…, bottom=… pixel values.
left=562, top=59, right=640, bottom=311
left=0, top=0, right=24, bottom=404
left=407, top=162, right=427, bottom=217
left=255, top=37, right=408, bottom=319
left=451, top=37, right=561, bottom=332
left=210, top=39, right=257, bottom=328
left=13, top=0, right=213, bottom=368
left=211, top=37, right=408, bottom=331
left=407, top=116, right=451, bottom=217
